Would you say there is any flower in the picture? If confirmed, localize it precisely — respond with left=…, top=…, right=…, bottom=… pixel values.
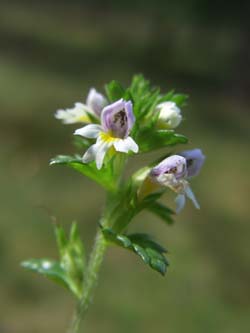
left=150, top=155, right=200, bottom=213
left=74, top=99, right=139, bottom=169
left=86, top=88, right=107, bottom=117
left=179, top=148, right=205, bottom=177
left=55, top=88, right=107, bottom=124
left=155, top=101, right=182, bottom=129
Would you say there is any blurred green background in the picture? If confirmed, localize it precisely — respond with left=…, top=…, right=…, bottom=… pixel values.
left=1, top=0, right=250, bottom=332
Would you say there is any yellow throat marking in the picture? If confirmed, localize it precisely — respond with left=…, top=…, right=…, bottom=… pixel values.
left=100, top=131, right=118, bottom=143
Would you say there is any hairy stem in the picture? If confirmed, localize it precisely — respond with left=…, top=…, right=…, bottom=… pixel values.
left=68, top=227, right=107, bottom=333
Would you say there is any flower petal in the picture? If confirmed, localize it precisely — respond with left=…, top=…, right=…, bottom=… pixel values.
left=113, top=136, right=139, bottom=153
left=101, top=99, right=135, bottom=138
left=55, top=103, right=92, bottom=124
left=82, top=144, right=98, bottom=163
left=150, top=155, right=187, bottom=179
left=179, top=149, right=205, bottom=178
left=81, top=132, right=112, bottom=169
left=95, top=140, right=111, bottom=169
left=185, top=186, right=200, bottom=209
left=74, top=124, right=102, bottom=138
left=175, top=194, right=186, bottom=213
left=86, top=88, right=107, bottom=117
left=154, top=173, right=178, bottom=189
left=124, top=101, right=135, bottom=136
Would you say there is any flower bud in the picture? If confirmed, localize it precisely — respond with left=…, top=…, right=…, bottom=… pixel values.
left=156, top=102, right=182, bottom=129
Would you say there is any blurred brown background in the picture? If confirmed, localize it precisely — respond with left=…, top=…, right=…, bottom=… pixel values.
left=0, top=0, right=250, bottom=332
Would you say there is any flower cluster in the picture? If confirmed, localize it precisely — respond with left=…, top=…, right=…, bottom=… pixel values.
left=54, top=77, right=205, bottom=213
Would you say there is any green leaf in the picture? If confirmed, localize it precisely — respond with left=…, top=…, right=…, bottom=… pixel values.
left=137, top=129, right=188, bottom=152
left=129, top=234, right=168, bottom=275
left=129, top=74, right=151, bottom=101
left=23, top=223, right=86, bottom=299
left=147, top=201, right=175, bottom=225
left=54, top=223, right=85, bottom=298
left=70, top=222, right=82, bottom=245
left=101, top=227, right=132, bottom=248
left=128, top=233, right=167, bottom=254
left=50, top=155, right=116, bottom=192
left=21, top=259, right=69, bottom=289
left=102, top=228, right=169, bottom=276
left=140, top=191, right=165, bottom=206
left=171, top=94, right=188, bottom=107
left=68, top=222, right=86, bottom=278
left=55, top=224, right=68, bottom=255
left=133, top=89, right=160, bottom=120
left=128, top=75, right=160, bottom=121
left=105, top=80, right=125, bottom=102
left=150, top=257, right=168, bottom=275
left=133, top=244, right=150, bottom=264
left=72, top=136, right=92, bottom=150
left=158, top=90, right=175, bottom=103
left=158, top=92, right=188, bottom=107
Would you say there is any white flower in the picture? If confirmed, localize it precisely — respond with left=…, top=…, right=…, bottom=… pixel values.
left=74, top=99, right=138, bottom=169
left=156, top=101, right=182, bottom=129
left=55, top=88, right=107, bottom=124
left=55, top=102, right=92, bottom=124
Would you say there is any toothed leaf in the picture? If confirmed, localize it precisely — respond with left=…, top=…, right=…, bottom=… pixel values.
left=102, top=228, right=169, bottom=276
left=147, top=201, right=175, bottom=225
left=50, top=155, right=116, bottom=192
left=21, top=259, right=69, bottom=289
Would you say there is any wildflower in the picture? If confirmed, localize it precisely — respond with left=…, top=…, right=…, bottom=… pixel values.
left=74, top=99, right=139, bottom=169
left=86, top=88, right=107, bottom=117
left=155, top=101, right=182, bottom=129
left=150, top=155, right=200, bottom=213
left=55, top=88, right=107, bottom=124
left=179, top=148, right=205, bottom=177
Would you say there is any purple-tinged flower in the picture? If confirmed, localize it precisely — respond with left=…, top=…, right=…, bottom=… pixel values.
left=150, top=155, right=187, bottom=182
left=179, top=149, right=205, bottom=177
left=86, top=88, right=107, bottom=117
left=155, top=101, right=182, bottom=129
left=150, top=155, right=200, bottom=213
left=74, top=99, right=139, bottom=169
left=55, top=88, right=107, bottom=124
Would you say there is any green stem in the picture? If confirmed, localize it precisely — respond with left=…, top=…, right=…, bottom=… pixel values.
left=67, top=174, right=127, bottom=333
left=68, top=226, right=107, bottom=333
